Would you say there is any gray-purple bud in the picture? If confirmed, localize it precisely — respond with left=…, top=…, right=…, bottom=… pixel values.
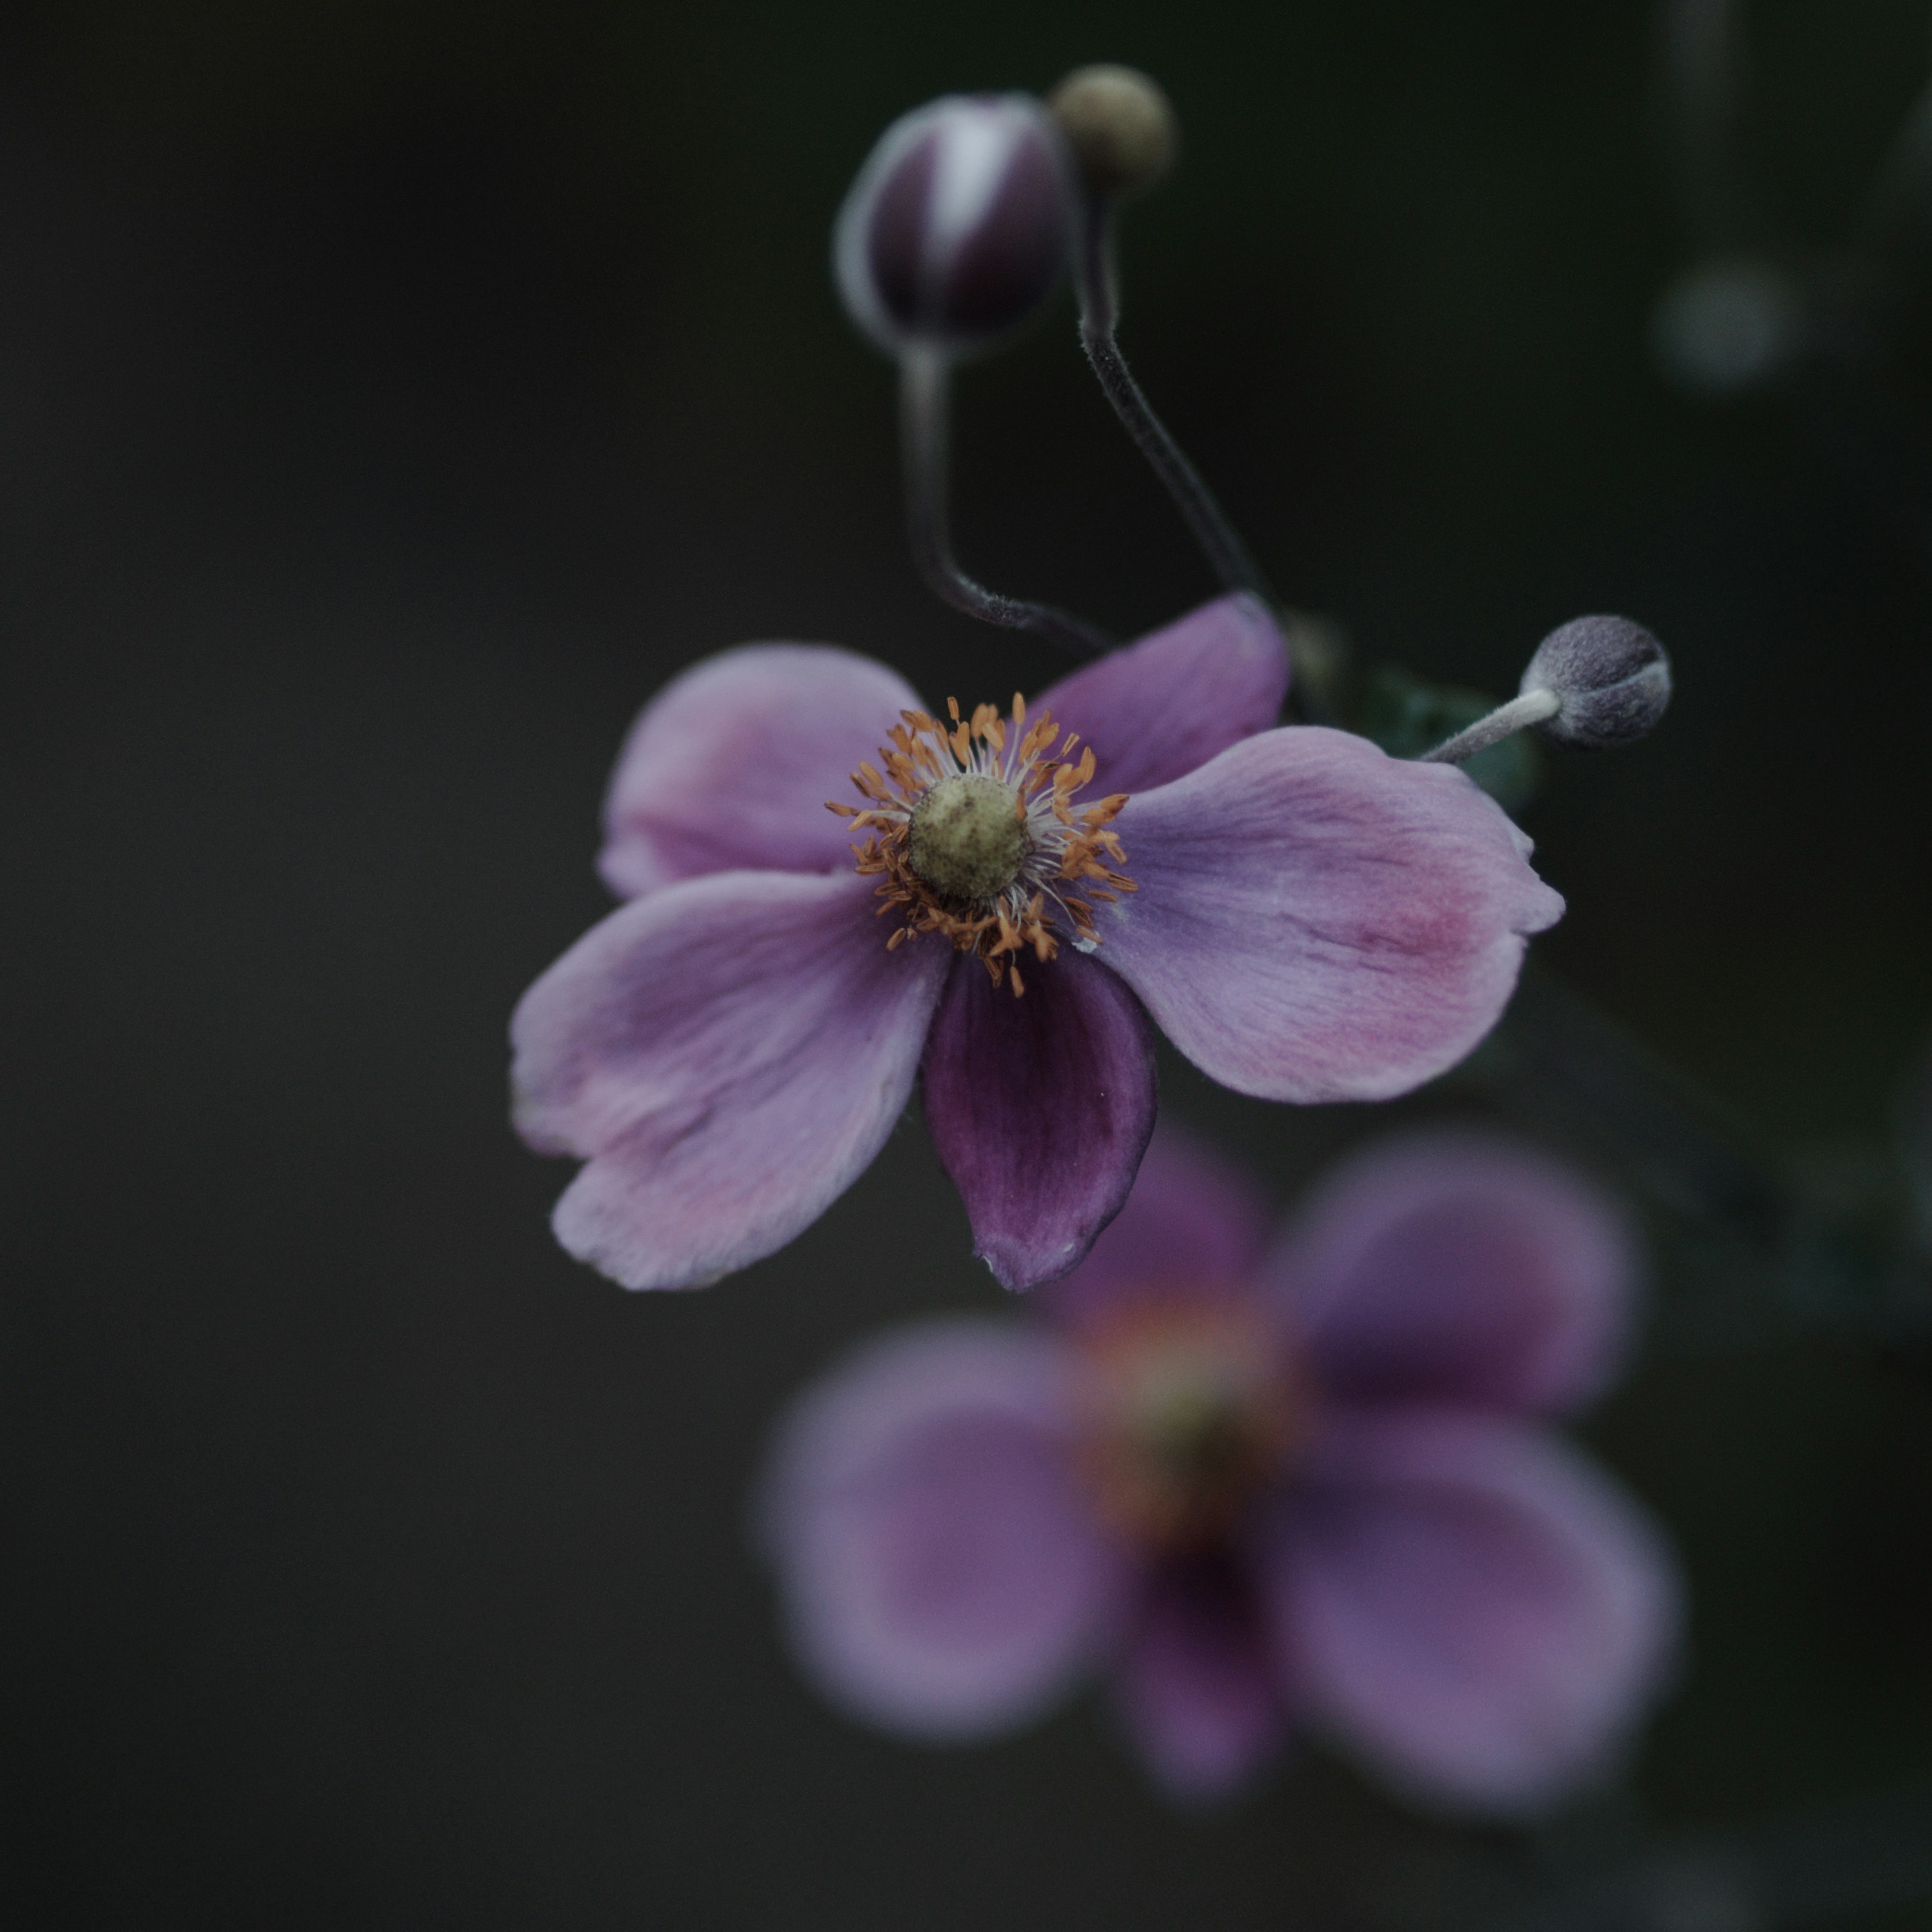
left=833, top=95, right=1074, bottom=357
left=1520, top=616, right=1673, bottom=749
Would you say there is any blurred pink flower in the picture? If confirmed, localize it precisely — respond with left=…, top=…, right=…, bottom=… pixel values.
left=512, top=595, right=1562, bottom=1293
left=757, top=1128, right=1680, bottom=1811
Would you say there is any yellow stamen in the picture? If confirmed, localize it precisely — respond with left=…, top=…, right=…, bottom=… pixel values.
left=825, top=695, right=1138, bottom=993
left=1074, top=1297, right=1308, bottom=1553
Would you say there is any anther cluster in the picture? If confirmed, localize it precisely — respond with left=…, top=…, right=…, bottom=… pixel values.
left=829, top=696, right=1136, bottom=994
left=1074, top=1299, right=1301, bottom=1551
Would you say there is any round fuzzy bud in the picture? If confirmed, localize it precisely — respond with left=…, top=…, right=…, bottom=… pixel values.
left=1047, top=64, right=1178, bottom=198
left=1520, top=616, right=1673, bottom=749
left=834, top=95, right=1074, bottom=357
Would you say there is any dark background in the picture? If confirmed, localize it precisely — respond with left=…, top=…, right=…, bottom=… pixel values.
left=6, top=2, right=1931, bottom=1925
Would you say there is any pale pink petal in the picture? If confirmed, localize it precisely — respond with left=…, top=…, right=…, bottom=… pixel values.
left=597, top=644, right=924, bottom=897
left=1036, top=593, right=1289, bottom=795
left=1268, top=1130, right=1640, bottom=1414
left=1097, top=729, right=1564, bottom=1102
left=756, top=1320, right=1127, bottom=1738
left=1261, top=1409, right=1681, bottom=1817
left=1043, top=1124, right=1274, bottom=1334
left=921, top=951, right=1158, bottom=1292
left=1114, top=1552, right=1290, bottom=1802
left=511, top=871, right=947, bottom=1290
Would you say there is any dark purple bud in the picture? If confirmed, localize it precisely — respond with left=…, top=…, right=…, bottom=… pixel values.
left=834, top=95, right=1073, bottom=357
left=1520, top=616, right=1673, bottom=749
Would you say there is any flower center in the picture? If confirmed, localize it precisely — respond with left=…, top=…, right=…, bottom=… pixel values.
left=907, top=773, right=1030, bottom=901
left=828, top=694, right=1137, bottom=995
left=1073, top=1296, right=1307, bottom=1553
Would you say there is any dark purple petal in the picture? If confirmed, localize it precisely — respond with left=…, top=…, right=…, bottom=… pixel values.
left=1268, top=1130, right=1640, bottom=1415
left=511, top=871, right=947, bottom=1290
left=1098, top=729, right=1565, bottom=1102
left=1043, top=1124, right=1275, bottom=1334
left=1261, top=1409, right=1681, bottom=1817
left=1037, top=593, right=1289, bottom=795
left=597, top=645, right=925, bottom=898
left=922, top=951, right=1158, bottom=1291
left=756, top=1320, right=1126, bottom=1737
left=1114, top=1551, right=1290, bottom=1801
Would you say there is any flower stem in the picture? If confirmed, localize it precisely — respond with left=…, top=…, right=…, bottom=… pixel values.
left=1501, top=1780, right=1932, bottom=1932
left=1460, top=968, right=1932, bottom=1352
left=1069, top=200, right=1273, bottom=605
left=898, top=348, right=1115, bottom=658
left=1418, top=688, right=1561, bottom=764
left=1663, top=0, right=1756, bottom=252
left=1859, top=51, right=1932, bottom=257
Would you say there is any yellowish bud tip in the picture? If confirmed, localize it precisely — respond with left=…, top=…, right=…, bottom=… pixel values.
left=1047, top=64, right=1179, bottom=198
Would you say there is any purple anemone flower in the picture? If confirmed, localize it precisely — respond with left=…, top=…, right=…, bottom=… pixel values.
left=511, top=595, right=1564, bottom=1292
left=756, top=1128, right=1681, bottom=1810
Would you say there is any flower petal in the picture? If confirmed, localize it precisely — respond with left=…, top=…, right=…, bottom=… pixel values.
left=1114, top=1552, right=1290, bottom=1802
left=1043, top=1124, right=1274, bottom=1333
left=1098, top=729, right=1564, bottom=1102
left=1037, top=593, right=1289, bottom=795
left=756, top=1320, right=1125, bottom=1739
left=921, top=950, right=1158, bottom=1292
left=597, top=644, right=925, bottom=897
left=511, top=870, right=947, bottom=1290
left=1261, top=1409, right=1681, bottom=1817
left=1269, top=1130, right=1640, bottom=1414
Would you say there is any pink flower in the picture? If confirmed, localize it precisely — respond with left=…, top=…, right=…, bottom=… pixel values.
left=511, top=596, right=1563, bottom=1292
left=756, top=1128, right=1681, bottom=1811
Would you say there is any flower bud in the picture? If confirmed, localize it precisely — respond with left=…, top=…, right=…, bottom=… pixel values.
left=833, top=95, right=1074, bottom=357
left=1651, top=257, right=1805, bottom=397
left=1047, top=64, right=1178, bottom=198
left=1519, top=616, right=1673, bottom=749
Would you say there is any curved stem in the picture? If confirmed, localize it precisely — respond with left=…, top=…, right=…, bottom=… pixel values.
left=1069, top=201, right=1274, bottom=604
left=898, top=349, right=1114, bottom=658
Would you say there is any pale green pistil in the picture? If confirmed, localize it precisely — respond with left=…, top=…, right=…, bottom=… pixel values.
left=1137, top=1379, right=1256, bottom=1492
left=907, top=774, right=1030, bottom=903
